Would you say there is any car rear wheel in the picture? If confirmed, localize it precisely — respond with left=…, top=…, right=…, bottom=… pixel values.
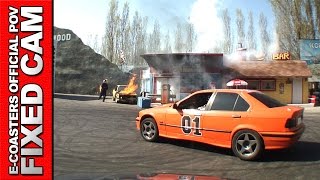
left=232, top=130, right=264, bottom=161
left=140, top=118, right=159, bottom=142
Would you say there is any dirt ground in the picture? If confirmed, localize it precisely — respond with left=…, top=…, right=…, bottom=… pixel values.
left=54, top=94, right=320, bottom=180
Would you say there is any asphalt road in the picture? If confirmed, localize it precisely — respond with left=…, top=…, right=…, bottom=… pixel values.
left=54, top=94, right=320, bottom=180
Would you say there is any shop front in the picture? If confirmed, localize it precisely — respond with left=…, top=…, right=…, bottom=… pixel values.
left=140, top=53, right=312, bottom=104
left=140, top=53, right=224, bottom=102
left=225, top=60, right=312, bottom=104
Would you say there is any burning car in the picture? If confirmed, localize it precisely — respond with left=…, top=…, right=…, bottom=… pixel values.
left=112, top=76, right=138, bottom=104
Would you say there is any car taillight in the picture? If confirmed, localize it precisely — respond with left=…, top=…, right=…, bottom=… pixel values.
left=285, top=118, right=297, bottom=128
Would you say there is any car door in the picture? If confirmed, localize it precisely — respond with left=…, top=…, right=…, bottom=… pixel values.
left=165, top=92, right=213, bottom=141
left=202, top=92, right=250, bottom=145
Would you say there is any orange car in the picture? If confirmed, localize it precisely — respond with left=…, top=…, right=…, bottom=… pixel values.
left=136, top=173, right=223, bottom=180
left=136, top=89, right=305, bottom=161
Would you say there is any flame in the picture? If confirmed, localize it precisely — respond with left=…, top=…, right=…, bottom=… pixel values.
left=120, top=75, right=138, bottom=95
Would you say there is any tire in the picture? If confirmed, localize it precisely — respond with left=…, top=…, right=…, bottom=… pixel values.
left=232, top=130, right=264, bottom=161
left=115, top=94, right=120, bottom=103
left=140, top=118, right=159, bottom=142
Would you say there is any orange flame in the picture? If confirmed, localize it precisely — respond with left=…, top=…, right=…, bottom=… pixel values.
left=120, top=75, right=138, bottom=95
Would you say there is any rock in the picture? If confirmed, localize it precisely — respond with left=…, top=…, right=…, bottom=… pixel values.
left=54, top=27, right=130, bottom=95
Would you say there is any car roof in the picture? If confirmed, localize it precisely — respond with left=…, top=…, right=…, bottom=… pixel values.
left=196, top=89, right=260, bottom=94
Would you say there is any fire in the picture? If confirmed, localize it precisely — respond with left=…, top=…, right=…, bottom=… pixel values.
left=120, top=75, right=138, bottom=95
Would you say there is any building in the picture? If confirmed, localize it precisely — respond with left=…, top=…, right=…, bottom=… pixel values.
left=225, top=60, right=311, bottom=104
left=140, top=53, right=224, bottom=101
left=140, top=53, right=312, bottom=104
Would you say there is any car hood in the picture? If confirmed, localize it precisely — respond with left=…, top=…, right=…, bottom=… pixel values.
left=55, top=173, right=225, bottom=180
left=139, top=103, right=173, bottom=115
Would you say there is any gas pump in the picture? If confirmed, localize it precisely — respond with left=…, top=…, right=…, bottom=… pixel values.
left=161, top=84, right=170, bottom=104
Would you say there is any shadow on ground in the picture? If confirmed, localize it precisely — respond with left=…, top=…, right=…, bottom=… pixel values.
left=158, top=138, right=320, bottom=162
left=158, top=137, right=233, bottom=157
left=54, top=93, right=103, bottom=101
left=261, top=141, right=320, bottom=162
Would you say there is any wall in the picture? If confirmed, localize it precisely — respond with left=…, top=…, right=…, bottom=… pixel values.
left=263, top=77, right=309, bottom=104
left=263, top=78, right=292, bottom=104
left=302, top=78, right=309, bottom=103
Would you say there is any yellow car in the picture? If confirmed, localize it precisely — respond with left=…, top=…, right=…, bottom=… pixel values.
left=112, top=85, right=127, bottom=102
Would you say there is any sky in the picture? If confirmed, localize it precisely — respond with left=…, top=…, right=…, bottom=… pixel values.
left=54, top=0, right=275, bottom=52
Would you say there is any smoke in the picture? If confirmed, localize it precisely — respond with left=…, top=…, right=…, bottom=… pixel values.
left=225, top=31, right=280, bottom=64
left=189, top=0, right=224, bottom=52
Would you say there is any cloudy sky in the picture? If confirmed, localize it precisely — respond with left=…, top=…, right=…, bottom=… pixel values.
left=54, top=0, right=274, bottom=52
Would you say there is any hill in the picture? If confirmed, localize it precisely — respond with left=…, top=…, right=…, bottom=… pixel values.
left=54, top=27, right=130, bottom=95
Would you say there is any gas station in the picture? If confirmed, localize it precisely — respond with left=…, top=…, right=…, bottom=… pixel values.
left=139, top=53, right=224, bottom=104
left=139, top=52, right=312, bottom=105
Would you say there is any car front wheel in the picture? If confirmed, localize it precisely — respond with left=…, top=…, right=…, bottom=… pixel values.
left=232, top=130, right=264, bottom=161
left=140, top=118, right=159, bottom=142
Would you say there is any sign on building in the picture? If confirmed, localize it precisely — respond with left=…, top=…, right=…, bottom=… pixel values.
left=300, top=39, right=320, bottom=65
left=272, top=52, right=290, bottom=60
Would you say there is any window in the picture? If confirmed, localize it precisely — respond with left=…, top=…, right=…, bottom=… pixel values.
left=179, top=92, right=212, bottom=110
left=233, top=95, right=250, bottom=111
left=211, top=92, right=238, bottom=111
left=245, top=79, right=276, bottom=91
left=210, top=92, right=250, bottom=111
left=247, top=80, right=260, bottom=90
left=260, top=80, right=276, bottom=90
left=249, top=92, right=285, bottom=108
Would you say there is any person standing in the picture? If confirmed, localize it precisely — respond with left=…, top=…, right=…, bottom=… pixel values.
left=98, top=79, right=108, bottom=102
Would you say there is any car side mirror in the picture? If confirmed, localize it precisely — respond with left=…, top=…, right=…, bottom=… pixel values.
left=173, top=103, right=179, bottom=109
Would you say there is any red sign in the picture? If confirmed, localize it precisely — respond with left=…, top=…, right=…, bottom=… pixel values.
left=0, top=1, right=53, bottom=179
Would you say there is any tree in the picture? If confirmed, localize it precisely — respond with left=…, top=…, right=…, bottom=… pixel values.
left=236, top=9, right=246, bottom=46
left=302, top=0, right=315, bottom=39
left=269, top=0, right=320, bottom=59
left=130, top=11, right=141, bottom=65
left=130, top=11, right=148, bottom=66
left=150, top=20, right=161, bottom=53
left=163, top=30, right=172, bottom=53
left=222, top=9, right=233, bottom=54
left=246, top=11, right=257, bottom=51
left=185, top=22, right=196, bottom=52
left=137, top=16, right=148, bottom=66
left=315, top=0, right=320, bottom=35
left=259, top=12, right=271, bottom=59
left=86, top=34, right=101, bottom=53
left=118, top=2, right=130, bottom=65
left=174, top=22, right=184, bottom=52
left=102, top=0, right=119, bottom=63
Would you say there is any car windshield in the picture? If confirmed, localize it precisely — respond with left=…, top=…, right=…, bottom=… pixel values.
left=249, top=92, right=286, bottom=108
left=118, top=86, right=126, bottom=91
